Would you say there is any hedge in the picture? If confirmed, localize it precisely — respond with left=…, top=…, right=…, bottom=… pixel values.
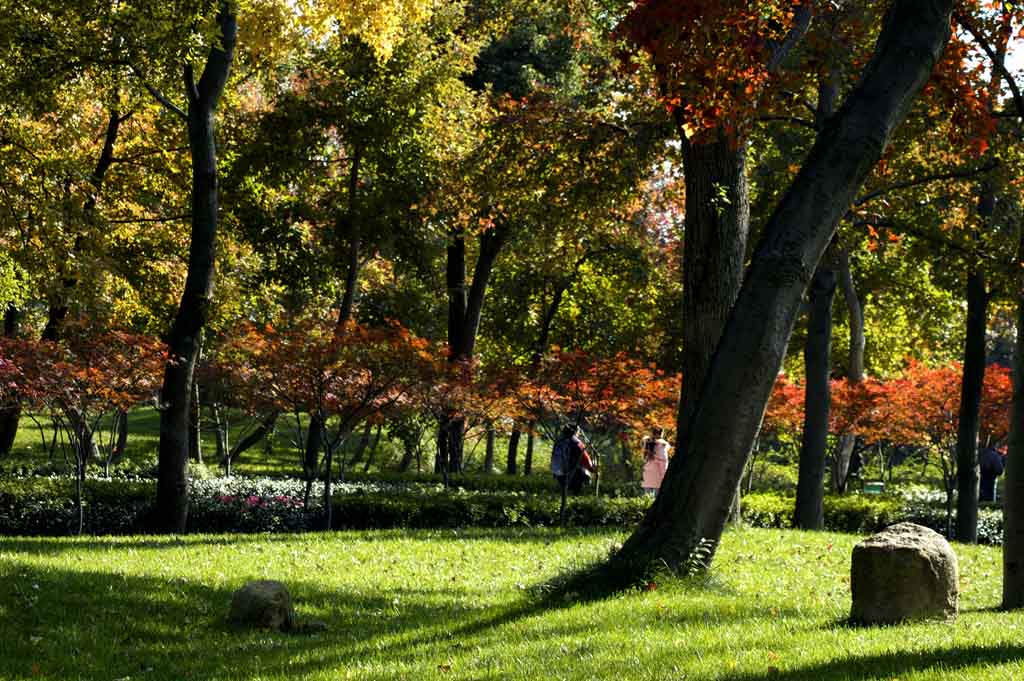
left=0, top=476, right=648, bottom=536
left=741, top=489, right=1004, bottom=545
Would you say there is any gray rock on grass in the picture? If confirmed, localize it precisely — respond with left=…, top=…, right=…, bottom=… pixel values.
left=228, top=580, right=297, bottom=631
left=850, top=522, right=959, bottom=625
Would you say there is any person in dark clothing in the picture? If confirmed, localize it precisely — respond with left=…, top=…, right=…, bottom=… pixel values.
left=979, top=446, right=1006, bottom=502
left=552, top=425, right=589, bottom=495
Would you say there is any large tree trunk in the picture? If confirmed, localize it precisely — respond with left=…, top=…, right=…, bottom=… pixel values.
left=833, top=249, right=865, bottom=492
left=1003, top=223, right=1024, bottom=608
left=955, top=270, right=988, bottom=543
left=676, top=132, right=750, bottom=437
left=795, top=260, right=837, bottom=530
left=155, top=4, right=236, bottom=533
left=600, top=0, right=951, bottom=584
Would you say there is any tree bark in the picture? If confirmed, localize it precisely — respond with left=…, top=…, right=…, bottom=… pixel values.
left=795, top=260, right=837, bottom=530
left=337, top=148, right=362, bottom=329
left=676, top=132, right=750, bottom=439
left=483, top=426, right=496, bottom=473
left=524, top=429, right=534, bottom=475
left=224, top=411, right=278, bottom=472
left=833, top=249, right=865, bottom=492
left=440, top=225, right=509, bottom=474
left=1003, top=223, right=1024, bottom=608
left=362, top=422, right=383, bottom=473
left=0, top=304, right=21, bottom=457
left=348, top=420, right=374, bottom=468
left=955, top=270, right=988, bottom=543
left=505, top=429, right=520, bottom=475
left=601, top=0, right=951, bottom=583
left=155, top=3, right=236, bottom=533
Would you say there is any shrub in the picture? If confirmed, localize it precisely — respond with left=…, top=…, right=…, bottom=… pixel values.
left=741, top=488, right=1003, bottom=544
left=0, top=475, right=649, bottom=536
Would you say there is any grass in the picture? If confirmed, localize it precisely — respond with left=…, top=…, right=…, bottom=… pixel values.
left=1, top=526, right=1022, bottom=680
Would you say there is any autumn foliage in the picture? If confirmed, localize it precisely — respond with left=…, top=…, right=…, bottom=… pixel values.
left=763, top=361, right=1012, bottom=451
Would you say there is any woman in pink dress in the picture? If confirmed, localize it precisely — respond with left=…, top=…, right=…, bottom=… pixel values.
left=641, top=428, right=671, bottom=497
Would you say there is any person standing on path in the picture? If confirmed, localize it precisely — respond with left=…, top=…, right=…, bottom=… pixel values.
left=641, top=427, right=671, bottom=497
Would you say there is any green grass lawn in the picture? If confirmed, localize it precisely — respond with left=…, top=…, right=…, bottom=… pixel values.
left=1, top=526, right=1021, bottom=680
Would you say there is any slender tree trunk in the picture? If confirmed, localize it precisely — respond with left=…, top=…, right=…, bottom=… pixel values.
left=833, top=249, right=865, bottom=492
left=398, top=439, right=415, bottom=472
left=483, top=426, right=496, bottom=473
left=1003, top=222, right=1024, bottom=608
left=362, top=423, right=383, bottom=473
left=337, top=148, right=362, bottom=328
left=795, top=260, right=837, bottom=530
left=224, top=411, right=277, bottom=473
left=676, top=131, right=750, bottom=439
left=506, top=429, right=520, bottom=475
left=524, top=429, right=535, bottom=475
left=155, top=4, right=237, bottom=533
left=955, top=270, right=988, bottom=543
left=441, top=225, right=510, bottom=473
left=349, top=420, right=374, bottom=468
left=0, top=304, right=21, bottom=457
left=189, top=381, right=203, bottom=464
left=600, top=0, right=951, bottom=583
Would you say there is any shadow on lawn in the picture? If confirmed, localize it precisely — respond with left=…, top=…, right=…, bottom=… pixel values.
left=2, top=553, right=1019, bottom=681
left=0, top=557, right=575, bottom=681
left=728, top=644, right=1024, bottom=681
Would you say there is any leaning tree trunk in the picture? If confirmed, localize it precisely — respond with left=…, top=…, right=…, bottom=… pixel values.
left=676, top=131, right=750, bottom=439
left=155, top=4, right=237, bottom=533
left=1003, top=221, right=1024, bottom=608
left=955, top=269, right=988, bottom=543
left=833, top=249, right=865, bottom=492
left=795, top=260, right=837, bottom=530
left=600, top=0, right=951, bottom=585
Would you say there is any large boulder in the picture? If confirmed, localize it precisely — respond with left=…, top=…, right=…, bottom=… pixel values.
left=850, top=522, right=959, bottom=625
left=228, top=580, right=296, bottom=631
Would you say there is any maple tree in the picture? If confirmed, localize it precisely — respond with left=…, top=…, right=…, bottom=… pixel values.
left=0, top=322, right=164, bottom=533
left=214, top=317, right=433, bottom=523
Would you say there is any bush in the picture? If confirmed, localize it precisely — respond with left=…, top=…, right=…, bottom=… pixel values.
left=741, top=488, right=1003, bottom=544
left=0, top=475, right=649, bottom=536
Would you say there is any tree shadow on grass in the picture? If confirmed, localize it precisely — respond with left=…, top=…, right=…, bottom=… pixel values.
left=726, top=644, right=1024, bottom=681
left=0, top=558, right=577, bottom=681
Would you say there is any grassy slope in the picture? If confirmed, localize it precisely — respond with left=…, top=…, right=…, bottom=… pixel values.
left=1, top=526, right=1021, bottom=681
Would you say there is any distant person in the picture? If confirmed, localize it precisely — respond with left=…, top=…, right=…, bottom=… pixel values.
left=979, top=445, right=1006, bottom=502
left=551, top=425, right=590, bottom=495
left=641, top=428, right=671, bottom=497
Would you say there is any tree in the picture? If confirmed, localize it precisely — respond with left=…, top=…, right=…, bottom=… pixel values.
left=594, top=0, right=953, bottom=586
left=0, top=324, right=164, bottom=533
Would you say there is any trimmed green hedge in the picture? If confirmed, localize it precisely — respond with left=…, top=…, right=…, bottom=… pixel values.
left=741, top=490, right=1003, bottom=544
left=0, top=476, right=648, bottom=536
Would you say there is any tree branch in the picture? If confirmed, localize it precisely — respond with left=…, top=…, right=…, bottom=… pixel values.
left=759, top=115, right=817, bottom=129
left=854, top=159, right=998, bottom=206
left=128, top=63, right=187, bottom=121
left=107, top=214, right=190, bottom=224
left=955, top=11, right=1024, bottom=119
